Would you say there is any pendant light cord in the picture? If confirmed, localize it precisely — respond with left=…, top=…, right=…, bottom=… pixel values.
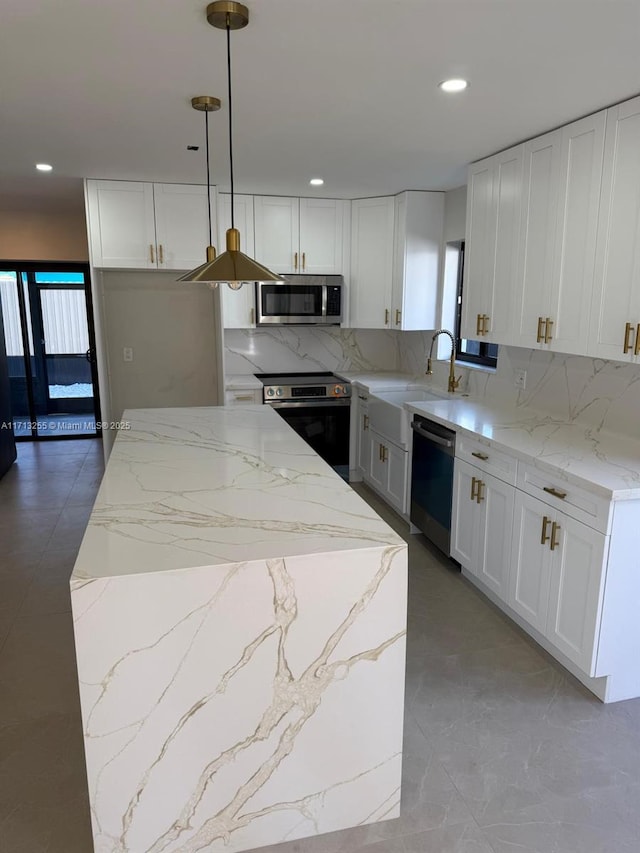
left=226, top=18, right=235, bottom=230
left=205, top=108, right=212, bottom=247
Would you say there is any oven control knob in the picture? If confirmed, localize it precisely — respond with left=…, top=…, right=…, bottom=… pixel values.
left=276, top=388, right=283, bottom=396
left=267, top=388, right=275, bottom=396
left=334, top=385, right=344, bottom=396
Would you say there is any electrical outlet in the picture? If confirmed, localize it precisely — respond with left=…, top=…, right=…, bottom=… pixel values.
left=514, top=368, right=527, bottom=390
left=123, top=347, right=134, bottom=363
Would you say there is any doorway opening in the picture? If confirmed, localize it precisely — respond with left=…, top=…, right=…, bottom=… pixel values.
left=0, top=261, right=101, bottom=440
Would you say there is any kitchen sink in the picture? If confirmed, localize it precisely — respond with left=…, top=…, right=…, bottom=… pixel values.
left=367, top=388, right=445, bottom=448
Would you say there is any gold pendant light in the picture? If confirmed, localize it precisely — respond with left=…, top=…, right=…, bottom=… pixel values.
left=179, top=1, right=283, bottom=289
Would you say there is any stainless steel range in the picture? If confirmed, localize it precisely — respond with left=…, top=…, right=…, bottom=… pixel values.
left=255, top=372, right=351, bottom=474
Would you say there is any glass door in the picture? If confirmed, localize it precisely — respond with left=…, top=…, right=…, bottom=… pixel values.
left=0, top=263, right=100, bottom=439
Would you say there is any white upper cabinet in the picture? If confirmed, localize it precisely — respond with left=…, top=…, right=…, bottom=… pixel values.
left=254, top=196, right=348, bottom=276
left=85, top=180, right=214, bottom=271
left=218, top=194, right=256, bottom=329
left=391, top=191, right=444, bottom=331
left=461, top=147, right=523, bottom=343
left=349, top=197, right=396, bottom=328
left=253, top=196, right=300, bottom=274
left=590, top=96, right=640, bottom=361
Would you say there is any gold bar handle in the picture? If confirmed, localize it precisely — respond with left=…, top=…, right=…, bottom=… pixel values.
left=395, top=309, right=401, bottom=326
left=541, top=515, right=551, bottom=546
left=476, top=480, right=485, bottom=504
left=470, top=476, right=478, bottom=502
left=550, top=521, right=561, bottom=551
left=635, top=324, right=640, bottom=357
left=249, top=307, right=255, bottom=326
left=385, top=308, right=390, bottom=325
left=302, top=252, right=306, bottom=271
left=482, top=314, right=490, bottom=335
left=624, top=322, right=634, bottom=354
left=476, top=314, right=482, bottom=336
left=536, top=316, right=545, bottom=343
left=383, top=445, right=388, bottom=462
left=294, top=252, right=298, bottom=271
left=158, top=244, right=164, bottom=264
left=363, top=414, right=369, bottom=431
left=234, top=394, right=255, bottom=401
left=150, top=244, right=155, bottom=264
left=471, top=451, right=489, bottom=461
left=379, top=443, right=383, bottom=462
left=544, top=317, right=553, bottom=344
left=543, top=486, right=567, bottom=500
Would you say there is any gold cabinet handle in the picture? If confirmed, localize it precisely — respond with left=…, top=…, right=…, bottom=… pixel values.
left=624, top=322, right=635, bottom=354
left=470, top=476, right=478, bottom=501
left=541, top=515, right=551, bottom=546
left=249, top=307, right=255, bottom=325
left=550, top=521, right=561, bottom=551
left=379, top=442, right=383, bottom=461
left=150, top=244, right=155, bottom=264
left=385, top=308, right=390, bottom=325
left=476, top=314, right=482, bottom=336
left=471, top=451, right=489, bottom=461
left=234, top=394, right=255, bottom=401
left=158, top=244, right=164, bottom=264
left=383, top=445, right=388, bottom=462
left=294, top=252, right=298, bottom=271
left=543, top=486, right=567, bottom=500
left=302, top=252, right=306, bottom=271
left=476, top=480, right=485, bottom=503
left=635, top=324, right=640, bottom=357
left=363, top=414, right=369, bottom=431
left=536, top=316, right=546, bottom=343
left=395, top=309, right=401, bottom=326
left=484, top=315, right=490, bottom=335
left=544, top=317, right=553, bottom=344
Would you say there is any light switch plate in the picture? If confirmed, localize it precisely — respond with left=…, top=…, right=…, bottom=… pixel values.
left=123, top=347, right=134, bottom=362
left=514, top=368, right=527, bottom=390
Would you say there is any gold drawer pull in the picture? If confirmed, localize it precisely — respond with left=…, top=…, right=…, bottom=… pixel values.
left=294, top=251, right=298, bottom=271
left=234, top=394, right=254, bottom=401
left=482, top=314, right=490, bottom=335
left=395, top=309, right=401, bottom=326
left=149, top=244, right=155, bottom=264
left=158, top=244, right=164, bottom=264
left=543, top=486, right=567, bottom=500
left=471, top=451, right=489, bottom=461
left=470, top=476, right=478, bottom=501
left=302, top=251, right=306, bottom=271
left=550, top=521, right=561, bottom=551
left=476, top=314, right=482, bottom=336
left=536, top=316, right=545, bottom=343
left=363, top=414, right=369, bottom=431
left=385, top=308, right=390, bottom=325
left=541, top=515, right=551, bottom=545
left=476, top=480, right=485, bottom=504
left=635, top=324, right=640, bottom=356
left=544, top=317, right=553, bottom=343
left=623, top=322, right=634, bottom=354
left=379, top=443, right=384, bottom=462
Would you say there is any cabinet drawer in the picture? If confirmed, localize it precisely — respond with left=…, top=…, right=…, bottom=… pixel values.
left=517, top=462, right=611, bottom=533
left=225, top=390, right=262, bottom=406
left=456, top=435, right=518, bottom=485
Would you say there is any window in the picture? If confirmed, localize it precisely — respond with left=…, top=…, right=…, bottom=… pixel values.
left=454, top=242, right=498, bottom=368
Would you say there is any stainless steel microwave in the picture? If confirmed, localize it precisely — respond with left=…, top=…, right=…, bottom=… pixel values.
left=255, top=275, right=343, bottom=325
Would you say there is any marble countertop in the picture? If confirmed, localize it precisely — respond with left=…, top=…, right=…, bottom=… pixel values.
left=406, top=397, right=640, bottom=501
left=71, top=405, right=403, bottom=582
left=335, top=370, right=423, bottom=390
left=225, top=374, right=263, bottom=390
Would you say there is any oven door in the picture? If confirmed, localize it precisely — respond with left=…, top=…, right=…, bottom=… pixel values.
left=270, top=400, right=350, bottom=469
left=256, top=283, right=325, bottom=324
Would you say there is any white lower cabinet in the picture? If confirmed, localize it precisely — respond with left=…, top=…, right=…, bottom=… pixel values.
left=365, top=429, right=408, bottom=515
left=508, top=490, right=607, bottom=675
left=451, top=459, right=514, bottom=602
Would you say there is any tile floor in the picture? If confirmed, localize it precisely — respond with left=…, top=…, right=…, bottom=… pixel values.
left=1, top=443, right=640, bottom=852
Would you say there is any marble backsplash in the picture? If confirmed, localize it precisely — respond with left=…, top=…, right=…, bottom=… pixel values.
left=224, top=327, right=400, bottom=375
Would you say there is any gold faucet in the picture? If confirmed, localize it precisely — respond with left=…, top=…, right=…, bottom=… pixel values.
left=426, top=329, right=461, bottom=393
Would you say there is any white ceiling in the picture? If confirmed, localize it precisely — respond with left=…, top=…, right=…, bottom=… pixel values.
left=2, top=0, right=640, bottom=211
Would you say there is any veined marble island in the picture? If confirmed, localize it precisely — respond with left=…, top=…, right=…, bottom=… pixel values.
left=70, top=405, right=407, bottom=853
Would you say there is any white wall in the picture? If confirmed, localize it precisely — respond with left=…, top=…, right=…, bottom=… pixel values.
left=99, top=271, right=220, bottom=423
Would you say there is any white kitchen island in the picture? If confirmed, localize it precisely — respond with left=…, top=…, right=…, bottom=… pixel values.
left=70, top=405, right=407, bottom=853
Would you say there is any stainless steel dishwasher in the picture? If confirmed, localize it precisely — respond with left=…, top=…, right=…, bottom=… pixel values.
left=410, top=415, right=456, bottom=556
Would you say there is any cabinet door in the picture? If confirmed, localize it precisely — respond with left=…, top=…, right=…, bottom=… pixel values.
left=218, top=194, right=256, bottom=329
left=477, top=472, right=515, bottom=602
left=392, top=192, right=444, bottom=331
left=460, top=160, right=494, bottom=340
left=546, top=514, right=607, bottom=675
left=385, top=440, right=408, bottom=514
left=254, top=196, right=299, bottom=274
left=153, top=184, right=211, bottom=270
left=86, top=180, right=156, bottom=268
left=590, top=96, right=640, bottom=361
left=508, top=491, right=553, bottom=633
left=299, top=198, right=347, bottom=274
left=486, top=146, right=523, bottom=344
left=451, top=459, right=481, bottom=574
left=511, top=130, right=562, bottom=348
left=349, top=197, right=395, bottom=328
left=549, top=113, right=606, bottom=355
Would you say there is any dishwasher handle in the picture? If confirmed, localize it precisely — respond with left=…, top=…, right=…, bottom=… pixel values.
left=411, top=420, right=455, bottom=448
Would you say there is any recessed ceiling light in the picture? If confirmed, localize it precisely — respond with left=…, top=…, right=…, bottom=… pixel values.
left=36, top=163, right=53, bottom=171
left=439, top=79, right=468, bottom=93
left=309, top=178, right=324, bottom=186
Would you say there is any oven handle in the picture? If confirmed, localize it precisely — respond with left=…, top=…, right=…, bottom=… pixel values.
left=267, top=399, right=351, bottom=409
left=411, top=421, right=455, bottom=448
